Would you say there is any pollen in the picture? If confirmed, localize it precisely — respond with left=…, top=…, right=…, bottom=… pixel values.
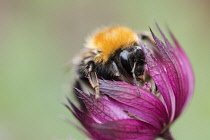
left=85, top=26, right=139, bottom=63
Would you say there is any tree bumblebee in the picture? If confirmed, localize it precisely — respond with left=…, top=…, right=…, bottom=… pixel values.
left=73, top=27, right=155, bottom=105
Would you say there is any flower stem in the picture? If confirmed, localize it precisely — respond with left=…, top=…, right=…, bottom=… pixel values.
left=160, top=129, right=175, bottom=140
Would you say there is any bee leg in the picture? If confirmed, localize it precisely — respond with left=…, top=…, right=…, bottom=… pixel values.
left=86, top=61, right=100, bottom=99
left=88, top=72, right=100, bottom=99
left=132, top=62, right=141, bottom=97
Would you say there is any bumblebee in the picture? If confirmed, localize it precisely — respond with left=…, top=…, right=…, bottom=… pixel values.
left=73, top=27, right=155, bottom=104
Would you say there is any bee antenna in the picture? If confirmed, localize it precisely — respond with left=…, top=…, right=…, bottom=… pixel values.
left=131, top=62, right=141, bottom=97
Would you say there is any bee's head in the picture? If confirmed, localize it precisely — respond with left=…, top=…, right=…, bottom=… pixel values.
left=119, top=46, right=146, bottom=78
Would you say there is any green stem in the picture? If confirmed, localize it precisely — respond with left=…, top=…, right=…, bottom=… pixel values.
left=160, top=129, right=175, bottom=140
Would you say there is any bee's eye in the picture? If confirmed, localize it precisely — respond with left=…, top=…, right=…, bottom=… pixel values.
left=120, top=50, right=129, bottom=64
left=120, top=50, right=132, bottom=75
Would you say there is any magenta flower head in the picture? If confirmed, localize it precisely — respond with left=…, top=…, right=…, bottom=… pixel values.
left=66, top=24, right=194, bottom=140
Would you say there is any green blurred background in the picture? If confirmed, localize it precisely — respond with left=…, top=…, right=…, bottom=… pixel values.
left=0, top=0, right=209, bottom=140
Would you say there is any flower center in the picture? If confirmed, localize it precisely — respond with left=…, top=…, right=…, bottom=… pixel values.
left=141, top=72, right=160, bottom=96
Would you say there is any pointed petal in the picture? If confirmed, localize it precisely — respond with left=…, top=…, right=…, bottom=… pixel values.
left=150, top=26, right=185, bottom=120
left=93, top=119, right=160, bottom=140
left=66, top=98, right=96, bottom=124
left=63, top=104, right=91, bottom=138
left=139, top=37, right=176, bottom=122
left=75, top=88, right=129, bottom=123
left=169, top=30, right=194, bottom=118
left=65, top=99, right=100, bottom=139
left=99, top=80, right=169, bottom=128
left=66, top=98, right=112, bottom=140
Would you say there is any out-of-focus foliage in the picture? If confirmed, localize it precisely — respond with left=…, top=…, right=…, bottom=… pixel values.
left=0, top=0, right=209, bottom=140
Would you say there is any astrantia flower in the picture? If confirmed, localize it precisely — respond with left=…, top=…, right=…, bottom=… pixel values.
left=65, top=24, right=194, bottom=140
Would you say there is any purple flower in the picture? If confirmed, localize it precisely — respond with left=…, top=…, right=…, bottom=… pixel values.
left=66, top=24, right=194, bottom=140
